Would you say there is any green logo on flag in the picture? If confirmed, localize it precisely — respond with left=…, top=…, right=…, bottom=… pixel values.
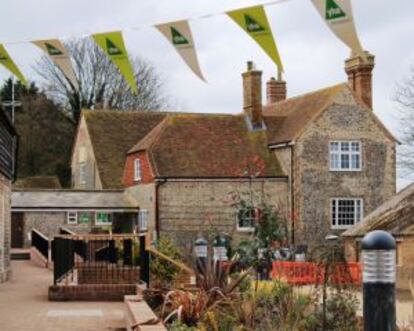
left=244, top=14, right=265, bottom=33
left=45, top=43, right=63, bottom=56
left=106, top=38, right=123, bottom=56
left=170, top=27, right=189, bottom=45
left=325, top=0, right=346, bottom=20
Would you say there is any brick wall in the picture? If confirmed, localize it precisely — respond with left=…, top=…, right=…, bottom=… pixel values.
left=77, top=265, right=140, bottom=284
left=49, top=284, right=138, bottom=301
left=292, top=88, right=396, bottom=247
left=123, top=151, right=154, bottom=187
left=0, top=173, right=11, bottom=283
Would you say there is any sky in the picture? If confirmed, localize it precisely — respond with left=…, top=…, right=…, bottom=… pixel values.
left=0, top=0, right=413, bottom=187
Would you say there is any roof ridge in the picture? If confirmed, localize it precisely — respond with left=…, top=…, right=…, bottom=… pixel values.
left=272, top=82, right=347, bottom=106
left=82, top=109, right=236, bottom=117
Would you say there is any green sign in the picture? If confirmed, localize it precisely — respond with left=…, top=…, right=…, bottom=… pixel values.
left=45, top=42, right=63, bottom=56
left=106, top=38, right=123, bottom=56
left=244, top=14, right=265, bottom=33
left=325, top=0, right=346, bottom=20
left=171, top=27, right=189, bottom=45
left=79, top=213, right=90, bottom=224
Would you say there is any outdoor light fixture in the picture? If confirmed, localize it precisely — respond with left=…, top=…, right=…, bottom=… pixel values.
left=361, top=230, right=396, bottom=331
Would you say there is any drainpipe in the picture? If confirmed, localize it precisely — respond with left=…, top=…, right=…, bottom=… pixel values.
left=290, top=145, right=295, bottom=245
left=155, top=179, right=167, bottom=239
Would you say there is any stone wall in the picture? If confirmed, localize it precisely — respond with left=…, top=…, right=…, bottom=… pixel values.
left=71, top=116, right=102, bottom=190
left=20, top=212, right=90, bottom=247
left=126, top=184, right=156, bottom=235
left=0, top=173, right=11, bottom=283
left=293, top=92, right=396, bottom=247
left=158, top=179, right=288, bottom=252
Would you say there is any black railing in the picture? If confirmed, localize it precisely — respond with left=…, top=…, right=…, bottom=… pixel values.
left=52, top=235, right=145, bottom=286
left=53, top=237, right=74, bottom=285
left=31, top=229, right=49, bottom=260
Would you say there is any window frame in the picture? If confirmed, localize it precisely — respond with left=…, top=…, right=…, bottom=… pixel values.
left=79, top=161, right=87, bottom=185
left=236, top=208, right=256, bottom=232
left=134, top=158, right=142, bottom=181
left=66, top=211, right=78, bottom=225
left=95, top=211, right=113, bottom=226
left=138, top=210, right=149, bottom=232
left=329, top=140, right=362, bottom=172
left=331, top=198, right=363, bottom=230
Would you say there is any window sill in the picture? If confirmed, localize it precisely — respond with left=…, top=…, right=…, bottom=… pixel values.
left=237, top=227, right=255, bottom=233
left=331, top=226, right=355, bottom=230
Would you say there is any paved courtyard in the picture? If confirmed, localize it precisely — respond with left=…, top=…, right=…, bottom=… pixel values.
left=0, top=261, right=126, bottom=331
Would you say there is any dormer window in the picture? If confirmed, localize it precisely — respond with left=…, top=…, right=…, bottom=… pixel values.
left=134, top=158, right=142, bottom=181
left=330, top=141, right=361, bottom=171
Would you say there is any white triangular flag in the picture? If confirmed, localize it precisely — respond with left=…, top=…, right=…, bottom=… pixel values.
left=156, top=20, right=206, bottom=82
left=310, top=0, right=365, bottom=59
left=33, top=39, right=79, bottom=89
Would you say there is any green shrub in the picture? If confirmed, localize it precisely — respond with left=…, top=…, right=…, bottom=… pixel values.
left=150, top=236, right=183, bottom=288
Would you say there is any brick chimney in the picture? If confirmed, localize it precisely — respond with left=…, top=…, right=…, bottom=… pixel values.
left=242, top=61, right=264, bottom=130
left=266, top=72, right=287, bottom=104
left=345, top=51, right=375, bottom=109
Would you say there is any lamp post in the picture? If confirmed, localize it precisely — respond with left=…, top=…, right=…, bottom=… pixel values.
left=361, top=230, right=396, bottom=331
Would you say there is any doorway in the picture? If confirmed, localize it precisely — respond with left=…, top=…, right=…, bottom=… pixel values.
left=11, top=212, right=24, bottom=248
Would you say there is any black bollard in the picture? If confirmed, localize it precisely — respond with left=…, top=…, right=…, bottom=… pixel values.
left=361, top=230, right=396, bottom=331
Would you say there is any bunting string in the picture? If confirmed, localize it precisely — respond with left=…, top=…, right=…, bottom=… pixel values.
left=0, top=0, right=365, bottom=92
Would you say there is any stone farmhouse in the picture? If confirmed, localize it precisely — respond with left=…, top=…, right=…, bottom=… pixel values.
left=12, top=51, right=397, bottom=252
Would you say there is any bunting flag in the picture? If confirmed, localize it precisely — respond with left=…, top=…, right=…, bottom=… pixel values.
left=310, top=0, right=365, bottom=58
left=0, top=44, right=27, bottom=85
left=92, top=31, right=138, bottom=93
left=32, top=39, right=79, bottom=89
left=227, top=5, right=284, bottom=72
left=156, top=20, right=205, bottom=81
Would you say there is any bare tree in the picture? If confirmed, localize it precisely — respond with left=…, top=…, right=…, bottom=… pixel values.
left=34, top=37, right=167, bottom=123
left=395, top=65, right=414, bottom=174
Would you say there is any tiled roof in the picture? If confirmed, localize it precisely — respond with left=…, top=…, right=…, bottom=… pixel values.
left=343, top=184, right=414, bottom=237
left=263, top=83, right=348, bottom=144
left=83, top=110, right=166, bottom=188
left=12, top=189, right=137, bottom=209
left=14, top=176, right=62, bottom=189
left=131, top=114, right=285, bottom=178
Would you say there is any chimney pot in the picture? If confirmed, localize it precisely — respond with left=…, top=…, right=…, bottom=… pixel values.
left=345, top=51, right=375, bottom=109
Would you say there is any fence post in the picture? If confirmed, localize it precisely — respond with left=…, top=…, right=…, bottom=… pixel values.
left=123, top=239, right=132, bottom=266
left=361, top=230, right=396, bottom=331
left=140, top=235, right=150, bottom=285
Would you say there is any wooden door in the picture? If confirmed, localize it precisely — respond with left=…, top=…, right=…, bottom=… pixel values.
left=11, top=212, right=24, bottom=248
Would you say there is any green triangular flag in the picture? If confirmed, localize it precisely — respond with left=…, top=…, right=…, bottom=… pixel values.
left=45, top=42, right=63, bottom=56
left=171, top=27, right=189, bottom=45
left=325, top=0, right=347, bottom=21
left=227, top=6, right=284, bottom=72
left=92, top=32, right=138, bottom=94
left=0, top=44, right=27, bottom=85
left=244, top=15, right=265, bottom=33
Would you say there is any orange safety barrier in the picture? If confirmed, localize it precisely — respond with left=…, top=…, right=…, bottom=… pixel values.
left=272, top=261, right=361, bottom=285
